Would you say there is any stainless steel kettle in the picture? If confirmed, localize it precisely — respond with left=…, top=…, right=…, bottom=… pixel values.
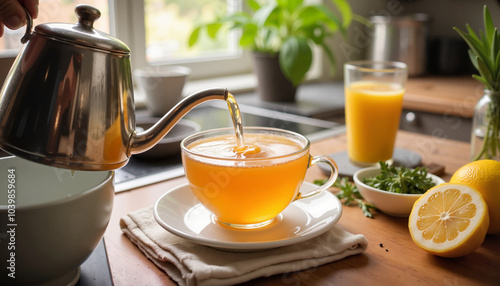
left=0, top=5, right=228, bottom=170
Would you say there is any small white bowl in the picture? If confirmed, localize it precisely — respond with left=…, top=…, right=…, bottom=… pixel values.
left=353, top=166, right=445, bottom=217
left=134, top=65, right=192, bottom=116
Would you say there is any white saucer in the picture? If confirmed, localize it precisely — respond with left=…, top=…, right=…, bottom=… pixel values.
left=154, top=182, right=342, bottom=251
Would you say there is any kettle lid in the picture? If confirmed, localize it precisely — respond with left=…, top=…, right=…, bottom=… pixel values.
left=33, top=4, right=130, bottom=54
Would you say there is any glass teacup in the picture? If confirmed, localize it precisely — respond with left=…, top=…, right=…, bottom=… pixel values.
left=181, top=127, right=338, bottom=229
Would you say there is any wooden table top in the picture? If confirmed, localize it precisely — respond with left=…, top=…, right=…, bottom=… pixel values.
left=404, top=76, right=483, bottom=117
left=104, top=130, right=500, bottom=285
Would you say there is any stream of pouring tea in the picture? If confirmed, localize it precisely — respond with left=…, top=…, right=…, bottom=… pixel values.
left=226, top=93, right=246, bottom=150
left=225, top=93, right=263, bottom=157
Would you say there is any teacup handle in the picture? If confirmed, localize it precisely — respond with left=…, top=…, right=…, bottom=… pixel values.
left=294, top=155, right=338, bottom=200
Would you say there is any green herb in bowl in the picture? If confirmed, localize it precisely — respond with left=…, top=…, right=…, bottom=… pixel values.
left=362, top=161, right=436, bottom=194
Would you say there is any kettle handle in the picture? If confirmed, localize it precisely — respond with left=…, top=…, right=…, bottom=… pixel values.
left=20, top=7, right=33, bottom=44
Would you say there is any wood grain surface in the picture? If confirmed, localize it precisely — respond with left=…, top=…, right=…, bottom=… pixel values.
left=104, top=130, right=500, bottom=286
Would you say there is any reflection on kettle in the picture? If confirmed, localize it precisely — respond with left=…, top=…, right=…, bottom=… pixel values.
left=0, top=4, right=228, bottom=171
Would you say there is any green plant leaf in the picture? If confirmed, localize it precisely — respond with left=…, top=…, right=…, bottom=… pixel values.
left=188, top=26, right=200, bottom=47
left=206, top=23, right=223, bottom=39
left=301, top=24, right=326, bottom=45
left=352, top=14, right=372, bottom=28
left=252, top=3, right=279, bottom=28
left=247, top=0, right=261, bottom=11
left=466, top=24, right=480, bottom=43
left=480, top=30, right=491, bottom=58
left=475, top=60, right=493, bottom=90
left=316, top=5, right=343, bottom=35
left=279, top=36, right=312, bottom=86
left=464, top=29, right=488, bottom=61
left=495, top=50, right=500, bottom=86
left=239, top=23, right=258, bottom=47
left=268, top=7, right=285, bottom=28
left=468, top=49, right=479, bottom=70
left=331, top=0, right=352, bottom=28
left=491, top=28, right=499, bottom=75
left=484, top=5, right=495, bottom=45
left=496, top=32, right=500, bottom=68
left=294, top=6, right=325, bottom=27
left=292, top=5, right=341, bottom=36
left=279, top=0, right=302, bottom=11
left=472, top=74, right=490, bottom=89
left=455, top=27, right=492, bottom=72
left=478, top=57, right=494, bottom=84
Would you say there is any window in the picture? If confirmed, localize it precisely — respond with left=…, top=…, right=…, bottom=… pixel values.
left=114, top=0, right=252, bottom=81
left=0, top=0, right=111, bottom=54
left=1, top=0, right=253, bottom=85
left=143, top=0, right=240, bottom=64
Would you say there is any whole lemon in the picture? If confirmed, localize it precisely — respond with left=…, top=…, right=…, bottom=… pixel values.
left=450, top=160, right=500, bottom=234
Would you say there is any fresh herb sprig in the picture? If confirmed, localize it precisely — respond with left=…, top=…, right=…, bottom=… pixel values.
left=363, top=161, right=435, bottom=194
left=454, top=5, right=500, bottom=160
left=314, top=177, right=377, bottom=218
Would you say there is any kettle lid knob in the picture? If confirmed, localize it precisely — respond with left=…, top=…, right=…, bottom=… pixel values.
left=32, top=4, right=130, bottom=54
left=76, top=4, right=101, bottom=29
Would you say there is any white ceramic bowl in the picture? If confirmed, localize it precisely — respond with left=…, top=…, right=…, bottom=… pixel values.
left=353, top=166, right=445, bottom=217
left=0, top=156, right=114, bottom=285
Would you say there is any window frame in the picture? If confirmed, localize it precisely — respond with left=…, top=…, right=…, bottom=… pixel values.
left=112, top=0, right=254, bottom=81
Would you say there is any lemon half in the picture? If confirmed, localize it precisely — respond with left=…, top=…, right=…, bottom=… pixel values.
left=409, top=183, right=489, bottom=258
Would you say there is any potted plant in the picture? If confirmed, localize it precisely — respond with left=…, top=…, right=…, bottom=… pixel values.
left=454, top=5, right=500, bottom=161
left=188, top=0, right=352, bottom=102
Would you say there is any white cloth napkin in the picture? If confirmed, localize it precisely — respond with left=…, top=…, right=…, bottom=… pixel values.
left=120, top=206, right=368, bottom=286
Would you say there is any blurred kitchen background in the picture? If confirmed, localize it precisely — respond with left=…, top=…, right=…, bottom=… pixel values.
left=1, top=0, right=496, bottom=189
left=1, top=0, right=499, bottom=85
left=0, top=1, right=498, bottom=138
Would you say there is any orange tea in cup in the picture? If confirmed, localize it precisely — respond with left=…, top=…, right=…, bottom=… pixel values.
left=181, top=127, right=338, bottom=229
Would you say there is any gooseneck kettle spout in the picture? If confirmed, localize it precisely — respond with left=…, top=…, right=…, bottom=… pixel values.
left=129, top=88, right=228, bottom=155
left=0, top=4, right=229, bottom=171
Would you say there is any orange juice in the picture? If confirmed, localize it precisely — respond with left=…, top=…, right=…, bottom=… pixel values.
left=345, top=81, right=404, bottom=165
left=182, top=133, right=310, bottom=226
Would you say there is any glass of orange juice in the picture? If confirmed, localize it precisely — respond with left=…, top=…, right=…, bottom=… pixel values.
left=344, top=61, right=408, bottom=166
left=180, top=127, right=339, bottom=229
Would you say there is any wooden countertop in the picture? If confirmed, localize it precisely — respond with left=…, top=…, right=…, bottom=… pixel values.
left=404, top=76, right=483, bottom=117
left=104, top=130, right=500, bottom=285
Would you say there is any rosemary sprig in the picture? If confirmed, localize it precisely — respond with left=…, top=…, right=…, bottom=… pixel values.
left=454, top=5, right=500, bottom=160
left=314, top=177, right=377, bottom=218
